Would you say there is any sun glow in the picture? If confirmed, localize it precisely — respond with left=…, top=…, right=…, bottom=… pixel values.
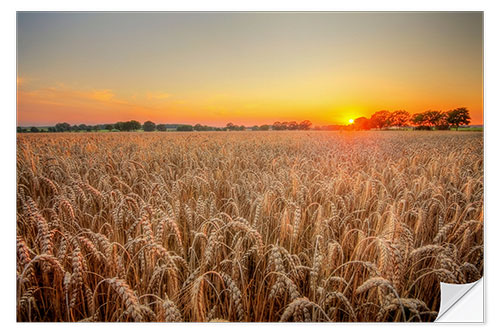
left=348, top=119, right=354, bottom=124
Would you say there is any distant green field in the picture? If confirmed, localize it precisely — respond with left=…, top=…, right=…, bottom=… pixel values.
left=457, top=127, right=483, bottom=131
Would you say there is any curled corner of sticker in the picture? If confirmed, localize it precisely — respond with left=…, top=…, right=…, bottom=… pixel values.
left=435, top=277, right=483, bottom=322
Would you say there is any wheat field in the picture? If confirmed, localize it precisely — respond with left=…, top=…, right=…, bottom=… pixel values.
left=16, top=131, right=483, bottom=322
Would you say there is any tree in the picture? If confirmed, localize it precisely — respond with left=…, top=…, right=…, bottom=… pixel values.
left=122, top=120, right=141, bottom=131
left=259, top=124, right=270, bottom=131
left=388, top=110, right=410, bottom=128
left=410, top=110, right=450, bottom=130
left=156, top=124, right=167, bottom=132
left=55, top=122, right=71, bottom=132
left=427, top=111, right=450, bottom=130
left=353, top=117, right=373, bottom=130
left=114, top=122, right=125, bottom=131
left=298, top=120, right=312, bottom=130
left=287, top=121, right=299, bottom=130
left=78, top=124, right=89, bottom=132
left=272, top=121, right=287, bottom=130
left=176, top=125, right=193, bottom=132
left=104, top=124, right=114, bottom=131
left=129, top=120, right=142, bottom=131
left=447, top=107, right=471, bottom=130
left=30, top=126, right=39, bottom=133
left=435, top=118, right=450, bottom=130
left=194, top=124, right=205, bottom=132
left=411, top=113, right=429, bottom=130
left=123, top=121, right=132, bottom=131
left=226, top=122, right=238, bottom=131
left=424, top=111, right=445, bottom=128
left=143, top=121, right=156, bottom=132
left=370, top=111, right=391, bottom=129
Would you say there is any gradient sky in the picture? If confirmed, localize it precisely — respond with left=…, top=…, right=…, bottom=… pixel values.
left=17, top=12, right=483, bottom=126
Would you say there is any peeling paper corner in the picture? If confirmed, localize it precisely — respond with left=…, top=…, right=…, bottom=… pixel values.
left=435, top=278, right=484, bottom=322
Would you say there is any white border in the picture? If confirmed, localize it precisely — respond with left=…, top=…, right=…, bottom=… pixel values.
left=3, top=1, right=499, bottom=332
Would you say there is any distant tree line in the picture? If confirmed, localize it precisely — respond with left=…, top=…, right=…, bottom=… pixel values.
left=17, top=122, right=107, bottom=133
left=17, top=108, right=473, bottom=133
left=18, top=120, right=316, bottom=133
left=270, top=120, right=313, bottom=131
left=18, top=120, right=179, bottom=133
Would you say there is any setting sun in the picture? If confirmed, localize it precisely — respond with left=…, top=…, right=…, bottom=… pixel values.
left=349, top=119, right=354, bottom=124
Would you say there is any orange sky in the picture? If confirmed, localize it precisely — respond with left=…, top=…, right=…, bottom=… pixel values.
left=17, top=12, right=483, bottom=126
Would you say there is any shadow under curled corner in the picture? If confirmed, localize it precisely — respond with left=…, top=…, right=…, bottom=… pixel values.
left=435, top=278, right=484, bottom=322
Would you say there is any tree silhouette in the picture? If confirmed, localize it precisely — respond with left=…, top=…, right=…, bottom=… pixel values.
left=114, top=122, right=125, bottom=131
left=55, top=122, right=71, bottom=132
left=129, top=120, right=142, bottom=131
left=447, top=107, right=471, bottom=130
left=77, top=124, right=89, bottom=132
left=156, top=124, right=167, bottom=132
left=433, top=112, right=450, bottom=130
left=424, top=111, right=446, bottom=128
left=388, top=110, right=410, bottom=128
left=299, top=120, right=312, bottom=130
left=143, top=121, right=156, bottom=132
left=411, top=111, right=446, bottom=130
left=272, top=122, right=283, bottom=130
left=353, top=117, right=373, bottom=130
left=121, top=120, right=141, bottom=131
left=370, top=111, right=391, bottom=129
left=411, top=113, right=429, bottom=130
left=226, top=123, right=238, bottom=131
left=287, top=121, right=299, bottom=130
